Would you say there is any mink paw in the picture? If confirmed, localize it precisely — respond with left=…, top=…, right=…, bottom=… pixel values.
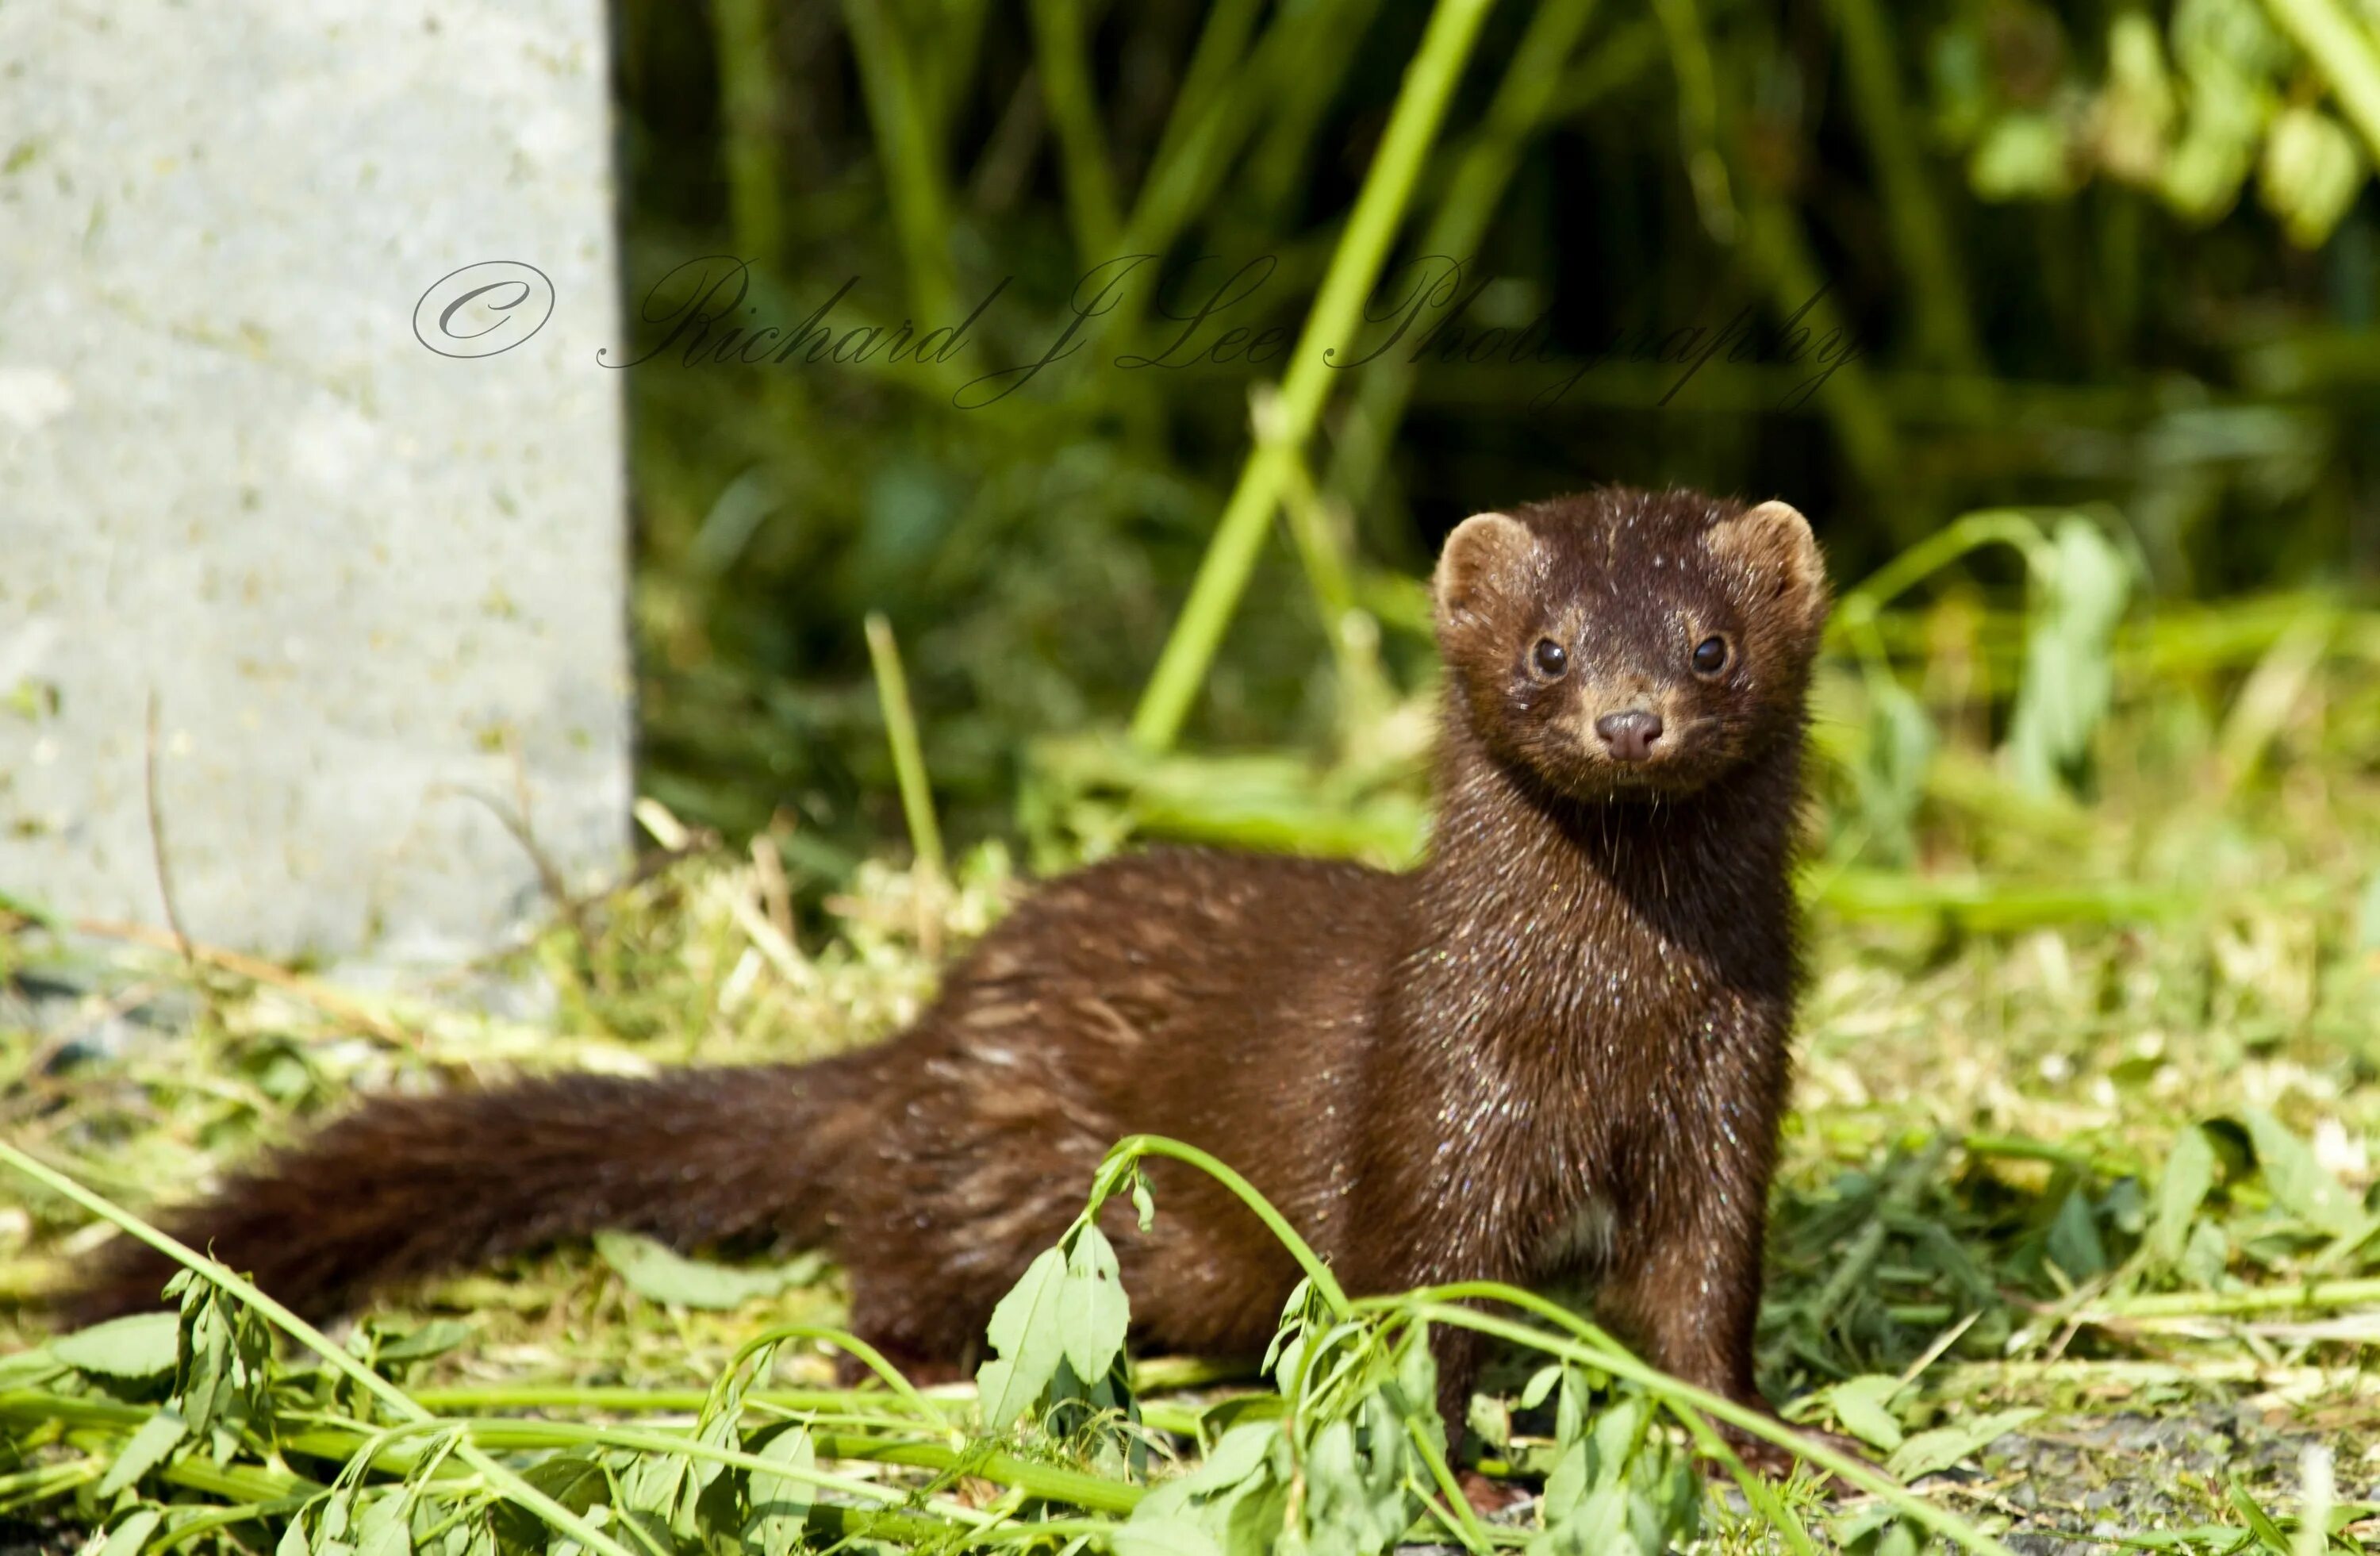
left=1456, top=1468, right=1532, bottom=1516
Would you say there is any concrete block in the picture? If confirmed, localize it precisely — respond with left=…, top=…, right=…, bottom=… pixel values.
left=0, top=0, right=632, bottom=966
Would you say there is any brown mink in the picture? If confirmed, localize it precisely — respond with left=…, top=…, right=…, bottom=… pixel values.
left=67, top=487, right=1831, bottom=1462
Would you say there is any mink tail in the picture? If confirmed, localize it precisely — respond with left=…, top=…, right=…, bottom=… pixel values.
left=60, top=1062, right=865, bottom=1329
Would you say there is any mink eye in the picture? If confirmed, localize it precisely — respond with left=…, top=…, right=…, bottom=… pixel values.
left=1532, top=638, right=1568, bottom=678
left=1691, top=636, right=1729, bottom=676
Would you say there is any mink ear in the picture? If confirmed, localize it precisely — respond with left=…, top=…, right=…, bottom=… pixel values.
left=1433, top=512, right=1542, bottom=630
left=1709, top=499, right=1828, bottom=626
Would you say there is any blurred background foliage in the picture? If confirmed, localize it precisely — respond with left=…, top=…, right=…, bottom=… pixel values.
left=608, top=0, right=2380, bottom=898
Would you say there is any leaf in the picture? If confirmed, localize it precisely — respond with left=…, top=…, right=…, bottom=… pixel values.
left=2006, top=517, right=2130, bottom=793
left=1107, top=1520, right=1225, bottom=1556
left=593, top=1232, right=823, bottom=1310
left=2259, top=106, right=2363, bottom=248
left=743, top=1425, right=815, bottom=1556
left=624, top=1449, right=693, bottom=1538
left=54, top=1312, right=179, bottom=1377
left=2148, top=1125, right=2217, bottom=1268
left=1132, top=1420, right=1284, bottom=1534
left=1887, top=1408, right=2040, bottom=1481
left=492, top=1455, right=611, bottom=1551
left=2046, top=1187, right=2109, bottom=1282
left=1970, top=113, right=2075, bottom=201
left=2236, top=1108, right=2370, bottom=1239
left=1855, top=678, right=1936, bottom=860
left=92, top=1508, right=164, bottom=1556
left=177, top=1297, right=233, bottom=1435
left=1518, top=1364, right=1563, bottom=1412
left=2228, top=1478, right=2293, bottom=1554
left=977, top=1245, right=1069, bottom=1430
left=1824, top=1376, right=1906, bottom=1452
left=357, top=1499, right=412, bottom=1556
left=98, top=1410, right=188, bottom=1498
left=1059, top=1225, right=1130, bottom=1385
left=1303, top=1396, right=1414, bottom=1556
left=369, top=1321, right=474, bottom=1363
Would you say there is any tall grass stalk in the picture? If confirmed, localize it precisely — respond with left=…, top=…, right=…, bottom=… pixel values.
left=838, top=0, right=956, bottom=321
left=1130, top=0, right=1500, bottom=751
left=1328, top=0, right=1614, bottom=516
left=865, top=612, right=947, bottom=884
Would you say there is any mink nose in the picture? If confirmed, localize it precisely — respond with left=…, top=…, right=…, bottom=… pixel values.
left=1594, top=709, right=1664, bottom=762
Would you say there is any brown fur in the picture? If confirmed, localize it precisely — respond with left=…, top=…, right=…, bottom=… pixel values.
left=67, top=487, right=1829, bottom=1457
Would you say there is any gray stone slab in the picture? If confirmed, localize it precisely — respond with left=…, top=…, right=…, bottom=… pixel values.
left=0, top=1, right=632, bottom=967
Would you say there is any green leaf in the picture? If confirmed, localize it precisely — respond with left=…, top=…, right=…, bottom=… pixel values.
left=1303, top=1397, right=1413, bottom=1556
left=1887, top=1408, right=2039, bottom=1481
left=1855, top=678, right=1935, bottom=860
left=368, top=1320, right=474, bottom=1363
left=98, top=1410, right=188, bottom=1498
left=1824, top=1376, right=1906, bottom=1452
left=1107, top=1520, right=1225, bottom=1556
left=624, top=1449, right=693, bottom=1537
left=2228, top=1478, right=2293, bottom=1554
left=593, top=1232, right=824, bottom=1310
left=2259, top=106, right=2362, bottom=248
left=743, top=1425, right=815, bottom=1556
left=2006, top=517, right=2130, bottom=793
left=1970, top=113, right=2076, bottom=201
left=2148, top=1125, right=2217, bottom=1268
left=357, top=1496, right=413, bottom=1556
left=54, top=1312, right=179, bottom=1377
left=2236, top=1108, right=2370, bottom=1239
left=977, top=1244, right=1069, bottom=1430
left=1132, top=1420, right=1284, bottom=1536
left=1059, top=1224, right=1130, bottom=1384
left=492, top=1456, right=611, bottom=1551
left=2046, top=1186, right=2109, bottom=1282
left=92, top=1508, right=164, bottom=1556
left=176, top=1297, right=233, bottom=1435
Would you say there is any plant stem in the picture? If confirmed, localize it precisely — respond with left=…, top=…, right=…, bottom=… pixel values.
left=1650, top=0, right=1735, bottom=240
left=712, top=0, right=783, bottom=270
left=838, top=0, right=955, bottom=321
left=1821, top=0, right=1977, bottom=369
left=0, top=1143, right=638, bottom=1556
left=1407, top=1301, right=2025, bottom=1556
left=1027, top=0, right=1121, bottom=260
left=2084, top=1277, right=2380, bottom=1321
left=1101, top=1135, right=1352, bottom=1314
left=865, top=612, right=946, bottom=884
left=1130, top=0, right=1499, bottom=751
left=1329, top=0, right=1625, bottom=518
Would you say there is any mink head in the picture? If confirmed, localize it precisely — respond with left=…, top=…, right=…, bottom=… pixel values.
left=1432, top=487, right=1830, bottom=801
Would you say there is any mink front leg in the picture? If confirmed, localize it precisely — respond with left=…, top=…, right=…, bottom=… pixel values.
left=1594, top=1047, right=1792, bottom=1460
left=1591, top=1180, right=1768, bottom=1405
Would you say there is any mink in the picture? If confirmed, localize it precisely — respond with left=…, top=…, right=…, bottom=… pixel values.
left=65, top=487, right=1832, bottom=1466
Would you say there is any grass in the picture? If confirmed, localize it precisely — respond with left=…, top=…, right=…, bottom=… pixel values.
left=2, top=576, right=2378, bottom=1551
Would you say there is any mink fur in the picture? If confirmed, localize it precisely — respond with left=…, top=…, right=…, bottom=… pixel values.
left=67, top=487, right=1831, bottom=1461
